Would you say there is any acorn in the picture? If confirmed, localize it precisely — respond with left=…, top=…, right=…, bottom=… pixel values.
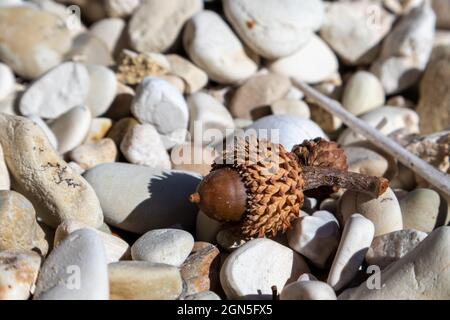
left=190, top=136, right=388, bottom=239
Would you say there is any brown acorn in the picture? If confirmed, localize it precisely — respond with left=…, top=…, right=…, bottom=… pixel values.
left=190, top=136, right=388, bottom=239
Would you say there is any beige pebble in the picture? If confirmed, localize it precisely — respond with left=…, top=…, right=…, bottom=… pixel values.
left=70, top=138, right=118, bottom=170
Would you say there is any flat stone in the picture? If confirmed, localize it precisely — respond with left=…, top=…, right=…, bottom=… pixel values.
left=70, top=138, right=117, bottom=170
left=0, top=63, right=15, bottom=101
left=281, top=280, right=337, bottom=300
left=328, top=214, right=375, bottom=291
left=83, top=163, right=200, bottom=234
left=183, top=10, right=257, bottom=84
left=339, top=227, right=450, bottom=299
left=0, top=250, right=41, bottom=300
left=131, top=229, right=194, bottom=267
left=223, top=0, right=324, bottom=59
left=166, top=54, right=208, bottom=94
left=0, top=190, right=48, bottom=255
left=34, top=229, right=109, bottom=300
left=0, top=114, right=103, bottom=228
left=220, top=238, right=310, bottom=299
left=85, top=64, right=117, bottom=117
left=109, top=261, right=183, bottom=300
left=0, top=6, right=71, bottom=79
left=19, top=62, right=90, bottom=119
left=366, top=229, right=428, bottom=269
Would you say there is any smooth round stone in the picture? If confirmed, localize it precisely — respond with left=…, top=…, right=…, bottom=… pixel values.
left=220, top=238, right=310, bottom=299
left=196, top=210, right=223, bottom=243
left=183, top=10, right=258, bottom=84
left=131, top=229, right=194, bottom=267
left=131, top=77, right=189, bottom=149
left=366, top=229, right=428, bottom=269
left=342, top=71, right=385, bottom=116
left=50, top=105, right=92, bottom=154
left=287, top=210, right=340, bottom=269
left=344, top=146, right=389, bottom=177
left=188, top=92, right=235, bottom=145
left=70, top=138, right=117, bottom=170
left=19, top=62, right=90, bottom=119
left=54, top=219, right=130, bottom=264
left=120, top=123, right=171, bottom=169
left=159, top=74, right=186, bottom=94
left=89, top=18, right=125, bottom=53
left=184, top=291, right=221, bottom=300
left=271, top=99, right=311, bottom=118
left=0, top=145, right=10, bottom=190
left=245, top=115, right=327, bottom=151
left=268, top=34, right=338, bottom=84
left=66, top=33, right=113, bottom=67
left=109, top=261, right=183, bottom=300
left=83, top=163, right=201, bottom=234
left=370, top=5, right=435, bottom=94
left=0, top=190, right=48, bottom=255
left=166, top=54, right=208, bottom=94
left=339, top=227, right=450, bottom=299
left=27, top=115, right=58, bottom=150
left=338, top=107, right=420, bottom=146
left=328, top=214, right=375, bottom=291
left=171, top=143, right=217, bottom=177
left=0, top=114, right=103, bottom=228
left=400, top=188, right=444, bottom=233
left=229, top=74, right=292, bottom=120
left=320, top=1, right=395, bottom=65
left=338, top=187, right=403, bottom=237
left=223, top=0, right=324, bottom=59
left=281, top=280, right=337, bottom=300
left=83, top=117, right=113, bottom=144
left=34, top=229, right=109, bottom=300
left=0, top=250, right=41, bottom=300
left=0, top=63, right=15, bottom=101
left=85, top=64, right=117, bottom=117
left=0, top=6, right=71, bottom=79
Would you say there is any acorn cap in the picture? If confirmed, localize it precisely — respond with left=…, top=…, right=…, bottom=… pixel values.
left=212, top=136, right=304, bottom=238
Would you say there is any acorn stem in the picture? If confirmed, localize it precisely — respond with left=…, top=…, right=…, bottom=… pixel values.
left=302, top=166, right=389, bottom=198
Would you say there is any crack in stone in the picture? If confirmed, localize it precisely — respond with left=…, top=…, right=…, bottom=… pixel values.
left=41, top=162, right=81, bottom=188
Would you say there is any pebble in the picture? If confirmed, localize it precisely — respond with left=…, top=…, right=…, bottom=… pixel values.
left=327, top=214, right=375, bottom=291
left=338, top=187, right=403, bottom=237
left=131, top=77, right=189, bottom=149
left=0, top=114, right=103, bottom=228
left=0, top=6, right=71, bottom=79
left=0, top=145, right=10, bottom=190
left=339, top=227, right=450, bottom=299
left=166, top=54, right=208, bottom=94
left=268, top=34, right=338, bottom=84
left=49, top=105, right=92, bottom=154
left=338, top=107, right=420, bottom=146
left=131, top=229, right=194, bottom=267
left=188, top=92, right=235, bottom=145
left=184, top=291, right=221, bottom=300
left=0, top=93, right=17, bottom=116
left=416, top=45, right=450, bottom=134
left=128, top=0, right=202, bottom=53
left=196, top=210, right=223, bottom=243
left=171, top=143, right=217, bottom=176
left=229, top=74, right=292, bottom=120
left=66, top=33, right=114, bottom=67
left=70, top=138, right=117, bottom=170
left=120, top=124, right=171, bottom=169
left=223, top=0, right=324, bottom=59
left=106, top=83, right=134, bottom=120
left=109, top=261, right=183, bottom=300
left=107, top=117, right=139, bottom=147
left=159, top=74, right=186, bottom=94
left=34, top=229, right=109, bottom=300
left=216, top=227, right=248, bottom=252
left=181, top=242, right=221, bottom=295
left=245, top=115, right=327, bottom=151
left=183, top=10, right=258, bottom=84
left=280, top=280, right=337, bottom=300
left=432, top=0, right=450, bottom=29
left=27, top=115, right=59, bottom=150
left=85, top=64, right=117, bottom=117
left=19, top=62, right=90, bottom=119
left=83, top=117, right=113, bottom=144
left=0, top=63, right=15, bottom=101
left=54, top=219, right=130, bottom=263
left=0, top=190, right=48, bottom=255
left=400, top=188, right=444, bottom=233
left=0, top=250, right=41, bottom=300
left=83, top=163, right=201, bottom=234
left=342, top=71, right=385, bottom=116
left=270, top=99, right=311, bottom=119
left=220, top=238, right=310, bottom=299
left=344, top=146, right=389, bottom=177
left=366, top=229, right=428, bottom=269
left=320, top=1, right=395, bottom=65
left=89, top=18, right=126, bottom=54
left=370, top=4, right=436, bottom=94
left=287, top=210, right=340, bottom=269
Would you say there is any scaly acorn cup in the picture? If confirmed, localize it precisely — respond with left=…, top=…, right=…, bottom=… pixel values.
left=190, top=136, right=389, bottom=239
